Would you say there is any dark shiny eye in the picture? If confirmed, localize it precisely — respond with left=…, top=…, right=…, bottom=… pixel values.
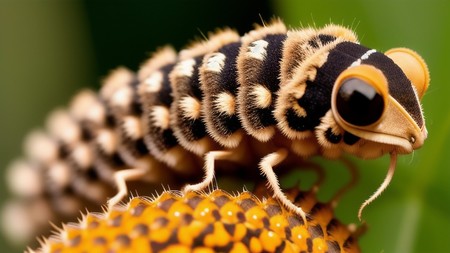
left=336, top=78, right=384, bottom=126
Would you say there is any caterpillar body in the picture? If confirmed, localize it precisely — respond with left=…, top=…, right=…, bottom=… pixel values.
left=4, top=19, right=429, bottom=244
left=30, top=186, right=362, bottom=253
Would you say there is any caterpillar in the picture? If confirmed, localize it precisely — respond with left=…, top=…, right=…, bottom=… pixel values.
left=3, top=19, right=429, bottom=244
left=29, top=185, right=362, bottom=253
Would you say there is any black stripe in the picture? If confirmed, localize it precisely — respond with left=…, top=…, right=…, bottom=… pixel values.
left=176, top=56, right=207, bottom=142
left=247, top=34, right=287, bottom=129
left=146, top=63, right=179, bottom=151
left=363, top=52, right=423, bottom=127
left=208, top=42, right=242, bottom=135
left=289, top=42, right=368, bottom=132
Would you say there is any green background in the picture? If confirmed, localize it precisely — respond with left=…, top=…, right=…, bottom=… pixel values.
left=0, top=1, right=448, bottom=252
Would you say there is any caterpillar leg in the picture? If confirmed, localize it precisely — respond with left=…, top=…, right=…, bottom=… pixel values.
left=183, top=151, right=234, bottom=193
left=107, top=165, right=149, bottom=208
left=259, top=149, right=308, bottom=224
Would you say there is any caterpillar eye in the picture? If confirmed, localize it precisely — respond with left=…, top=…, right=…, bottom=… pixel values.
left=336, top=78, right=385, bottom=126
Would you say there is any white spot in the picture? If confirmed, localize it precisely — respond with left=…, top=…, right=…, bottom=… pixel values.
left=151, top=106, right=171, bottom=129
left=6, top=160, right=43, bottom=197
left=47, top=110, right=81, bottom=145
left=247, top=39, right=269, bottom=60
left=250, top=85, right=272, bottom=108
left=350, top=49, right=376, bottom=67
left=85, top=101, right=106, bottom=125
left=72, top=143, right=93, bottom=169
left=70, top=90, right=97, bottom=121
left=144, top=71, right=163, bottom=93
left=143, top=71, right=163, bottom=93
left=1, top=199, right=52, bottom=244
left=48, top=162, right=71, bottom=189
left=123, top=116, right=144, bottom=140
left=214, top=92, right=236, bottom=115
left=179, top=96, right=201, bottom=120
left=174, top=58, right=196, bottom=77
left=97, top=129, right=118, bottom=155
left=205, top=52, right=226, bottom=72
left=111, top=86, right=133, bottom=108
left=24, top=130, right=58, bottom=163
left=70, top=91, right=106, bottom=125
left=350, top=59, right=362, bottom=67
left=361, top=49, right=377, bottom=60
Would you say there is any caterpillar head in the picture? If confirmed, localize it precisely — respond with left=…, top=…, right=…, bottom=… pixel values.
left=331, top=48, right=429, bottom=157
